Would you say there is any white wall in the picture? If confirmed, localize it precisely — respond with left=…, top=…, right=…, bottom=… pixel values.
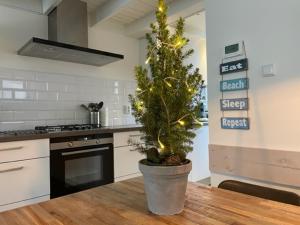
left=0, top=5, right=139, bottom=80
left=0, top=5, right=139, bottom=129
left=206, top=0, right=300, bottom=187
left=206, top=0, right=300, bottom=151
left=188, top=126, right=210, bottom=182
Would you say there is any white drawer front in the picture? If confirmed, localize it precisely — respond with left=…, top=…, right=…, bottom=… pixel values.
left=0, top=195, right=49, bottom=213
left=0, top=139, right=49, bottom=163
left=114, top=131, right=143, bottom=148
left=0, top=157, right=50, bottom=206
left=114, top=146, right=144, bottom=179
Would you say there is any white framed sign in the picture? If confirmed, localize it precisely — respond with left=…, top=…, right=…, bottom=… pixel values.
left=223, top=41, right=244, bottom=59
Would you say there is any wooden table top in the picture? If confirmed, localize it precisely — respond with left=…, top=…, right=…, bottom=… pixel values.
left=0, top=177, right=299, bottom=225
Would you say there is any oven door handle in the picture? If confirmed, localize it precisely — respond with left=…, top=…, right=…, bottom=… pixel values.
left=61, top=147, right=110, bottom=156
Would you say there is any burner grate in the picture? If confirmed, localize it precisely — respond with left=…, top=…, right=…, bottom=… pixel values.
left=35, top=124, right=101, bottom=133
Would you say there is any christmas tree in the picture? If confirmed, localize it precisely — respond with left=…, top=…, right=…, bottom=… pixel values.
left=129, top=0, right=203, bottom=166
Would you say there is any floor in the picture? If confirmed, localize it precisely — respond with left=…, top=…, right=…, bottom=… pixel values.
left=197, top=177, right=211, bottom=186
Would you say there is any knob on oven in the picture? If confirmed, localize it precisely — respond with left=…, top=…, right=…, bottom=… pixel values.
left=68, top=142, right=73, bottom=147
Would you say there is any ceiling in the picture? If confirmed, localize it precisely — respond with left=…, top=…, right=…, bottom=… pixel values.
left=0, top=0, right=42, bottom=13
left=0, top=0, right=204, bottom=38
left=0, top=0, right=175, bottom=25
left=81, top=0, right=106, bottom=13
left=83, top=0, right=174, bottom=25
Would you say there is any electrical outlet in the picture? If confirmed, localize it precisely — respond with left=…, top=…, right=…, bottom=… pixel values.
left=123, top=105, right=131, bottom=115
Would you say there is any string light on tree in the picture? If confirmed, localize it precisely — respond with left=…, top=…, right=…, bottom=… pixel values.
left=158, top=129, right=165, bottom=150
left=178, top=120, right=185, bottom=126
left=129, top=0, right=203, bottom=165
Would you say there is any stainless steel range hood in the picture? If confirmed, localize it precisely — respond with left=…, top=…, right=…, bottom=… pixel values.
left=18, top=0, right=124, bottom=66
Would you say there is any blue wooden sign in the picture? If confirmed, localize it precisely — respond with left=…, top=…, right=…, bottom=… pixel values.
left=220, top=58, right=248, bottom=75
left=221, top=117, right=249, bottom=130
left=220, top=78, right=248, bottom=92
left=220, top=98, right=249, bottom=111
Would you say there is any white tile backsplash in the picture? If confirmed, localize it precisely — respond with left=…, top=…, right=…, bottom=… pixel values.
left=0, top=67, right=136, bottom=131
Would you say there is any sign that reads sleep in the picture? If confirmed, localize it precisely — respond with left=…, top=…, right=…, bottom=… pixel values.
left=221, top=117, right=249, bottom=130
left=220, top=58, right=248, bottom=75
left=220, top=78, right=248, bottom=92
left=220, top=98, right=249, bottom=111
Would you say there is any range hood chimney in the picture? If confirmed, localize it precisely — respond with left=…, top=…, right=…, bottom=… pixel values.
left=18, top=0, right=124, bottom=66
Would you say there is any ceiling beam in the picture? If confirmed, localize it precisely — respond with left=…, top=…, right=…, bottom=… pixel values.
left=90, top=0, right=132, bottom=26
left=42, top=0, right=62, bottom=15
left=125, top=0, right=205, bottom=38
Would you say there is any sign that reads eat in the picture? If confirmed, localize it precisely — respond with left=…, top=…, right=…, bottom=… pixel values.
left=220, top=58, right=248, bottom=75
left=220, top=98, right=248, bottom=111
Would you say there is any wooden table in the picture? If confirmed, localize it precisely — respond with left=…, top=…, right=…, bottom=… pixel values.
left=0, top=178, right=299, bottom=225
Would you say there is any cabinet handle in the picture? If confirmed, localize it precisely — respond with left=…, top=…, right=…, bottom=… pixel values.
left=129, top=134, right=142, bottom=137
left=62, top=147, right=109, bottom=156
left=0, top=166, right=24, bottom=173
left=0, top=146, right=23, bottom=152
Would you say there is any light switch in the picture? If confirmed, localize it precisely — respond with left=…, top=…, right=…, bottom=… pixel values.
left=262, top=64, right=276, bottom=77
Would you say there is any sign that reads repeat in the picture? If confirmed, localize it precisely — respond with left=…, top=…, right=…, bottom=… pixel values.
left=220, top=58, right=248, bottom=75
left=221, top=117, right=249, bottom=130
left=220, top=98, right=248, bottom=111
left=220, top=78, right=248, bottom=92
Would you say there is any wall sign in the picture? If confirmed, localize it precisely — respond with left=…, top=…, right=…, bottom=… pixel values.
left=220, top=78, right=248, bottom=92
left=221, top=117, right=249, bottom=130
left=220, top=98, right=249, bottom=111
left=220, top=58, right=248, bottom=75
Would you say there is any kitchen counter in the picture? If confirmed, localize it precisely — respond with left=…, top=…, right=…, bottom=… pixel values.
left=0, top=177, right=299, bottom=225
left=0, top=125, right=142, bottom=143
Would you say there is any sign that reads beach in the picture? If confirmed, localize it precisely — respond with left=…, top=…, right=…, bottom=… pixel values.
left=220, top=58, right=248, bottom=75
left=220, top=78, right=248, bottom=92
left=221, top=117, right=249, bottom=130
left=220, top=98, right=249, bottom=111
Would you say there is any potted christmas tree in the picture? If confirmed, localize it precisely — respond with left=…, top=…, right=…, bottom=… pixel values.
left=129, top=0, right=203, bottom=215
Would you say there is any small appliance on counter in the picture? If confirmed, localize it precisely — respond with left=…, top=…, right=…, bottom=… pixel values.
left=81, top=102, right=104, bottom=126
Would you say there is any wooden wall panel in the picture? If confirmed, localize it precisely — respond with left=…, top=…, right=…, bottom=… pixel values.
left=209, top=145, right=300, bottom=187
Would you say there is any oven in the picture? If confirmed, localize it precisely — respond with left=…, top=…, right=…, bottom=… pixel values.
left=50, top=133, right=114, bottom=198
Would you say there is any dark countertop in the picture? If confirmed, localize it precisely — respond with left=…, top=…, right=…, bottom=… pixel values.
left=0, top=125, right=142, bottom=143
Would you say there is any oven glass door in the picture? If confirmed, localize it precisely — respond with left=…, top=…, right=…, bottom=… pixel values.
left=50, top=144, right=114, bottom=198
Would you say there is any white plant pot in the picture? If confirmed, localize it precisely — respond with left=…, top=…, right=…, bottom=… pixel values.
left=139, top=160, right=192, bottom=215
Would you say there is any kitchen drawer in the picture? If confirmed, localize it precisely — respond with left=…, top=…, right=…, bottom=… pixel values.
left=0, top=195, right=49, bottom=213
left=0, top=157, right=50, bottom=206
left=0, top=139, right=49, bottom=163
left=114, top=131, right=143, bottom=148
left=114, top=145, right=144, bottom=179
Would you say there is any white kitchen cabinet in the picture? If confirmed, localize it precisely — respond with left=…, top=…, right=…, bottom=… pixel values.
left=114, top=145, right=144, bottom=182
left=114, top=130, right=143, bottom=148
left=0, top=196, right=49, bottom=213
left=0, top=139, right=50, bottom=212
left=114, top=131, right=144, bottom=182
left=0, top=139, right=49, bottom=163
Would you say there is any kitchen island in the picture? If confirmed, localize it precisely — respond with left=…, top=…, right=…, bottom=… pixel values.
left=0, top=177, right=299, bottom=225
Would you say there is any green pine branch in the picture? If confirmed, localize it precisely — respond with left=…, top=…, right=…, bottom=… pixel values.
left=129, top=0, right=203, bottom=165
